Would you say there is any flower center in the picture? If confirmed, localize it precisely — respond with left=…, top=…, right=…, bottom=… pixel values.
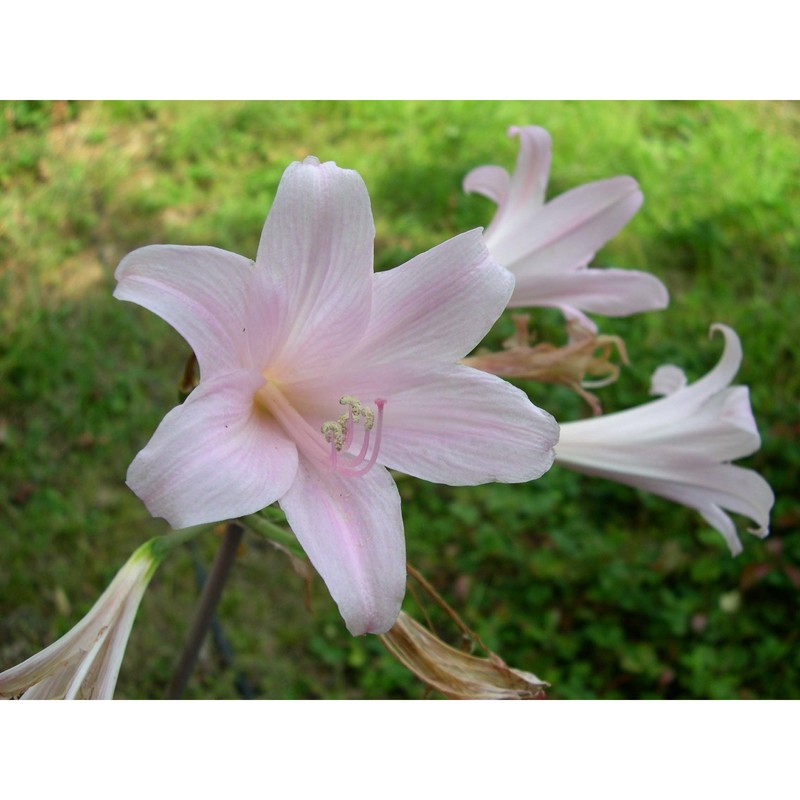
left=321, top=395, right=386, bottom=477
left=256, top=383, right=386, bottom=478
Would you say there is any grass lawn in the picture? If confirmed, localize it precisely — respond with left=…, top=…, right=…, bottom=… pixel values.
left=1, top=100, right=798, bottom=698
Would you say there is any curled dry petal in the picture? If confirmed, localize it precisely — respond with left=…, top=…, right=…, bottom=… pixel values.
left=463, top=312, right=629, bottom=415
left=380, top=564, right=546, bottom=699
left=380, top=612, right=547, bottom=700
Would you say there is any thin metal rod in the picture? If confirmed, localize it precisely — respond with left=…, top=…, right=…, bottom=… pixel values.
left=165, top=521, right=245, bottom=699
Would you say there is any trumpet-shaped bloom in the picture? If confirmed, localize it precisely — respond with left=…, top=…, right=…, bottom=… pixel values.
left=464, top=125, right=669, bottom=320
left=115, top=157, right=559, bottom=635
left=555, top=324, right=774, bottom=555
left=0, top=544, right=156, bottom=699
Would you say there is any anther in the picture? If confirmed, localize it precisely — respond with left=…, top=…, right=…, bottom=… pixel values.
left=321, top=421, right=345, bottom=451
left=362, top=407, right=375, bottom=431
left=339, top=396, right=363, bottom=421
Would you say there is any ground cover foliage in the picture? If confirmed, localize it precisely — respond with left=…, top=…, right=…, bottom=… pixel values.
left=1, top=100, right=797, bottom=699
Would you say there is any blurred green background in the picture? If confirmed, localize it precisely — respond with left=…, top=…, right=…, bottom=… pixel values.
left=1, top=100, right=797, bottom=699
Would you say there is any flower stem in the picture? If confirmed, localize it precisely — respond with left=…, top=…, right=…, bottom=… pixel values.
left=147, top=523, right=214, bottom=563
left=165, top=521, right=245, bottom=699
left=244, top=512, right=305, bottom=558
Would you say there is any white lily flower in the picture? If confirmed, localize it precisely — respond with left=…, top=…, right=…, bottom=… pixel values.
left=464, top=125, right=669, bottom=322
left=0, top=543, right=157, bottom=699
left=115, top=157, right=558, bottom=635
left=555, top=324, right=774, bottom=555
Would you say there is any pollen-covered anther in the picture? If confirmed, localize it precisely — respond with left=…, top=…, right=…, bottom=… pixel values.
left=322, top=395, right=386, bottom=477
left=321, top=421, right=345, bottom=451
left=361, top=407, right=375, bottom=431
left=339, top=395, right=363, bottom=421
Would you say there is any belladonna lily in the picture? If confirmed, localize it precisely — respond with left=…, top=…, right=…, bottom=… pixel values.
left=114, top=157, right=559, bottom=636
left=463, top=125, right=669, bottom=323
left=0, top=542, right=157, bottom=699
left=555, top=324, right=774, bottom=555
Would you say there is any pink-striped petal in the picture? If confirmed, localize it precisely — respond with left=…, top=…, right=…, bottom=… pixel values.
left=504, top=125, right=553, bottom=212
left=607, top=466, right=773, bottom=556
left=463, top=164, right=511, bottom=205
left=373, top=365, right=558, bottom=485
left=353, top=229, right=513, bottom=366
left=494, top=177, right=643, bottom=275
left=127, top=370, right=298, bottom=528
left=114, top=245, right=264, bottom=379
left=509, top=265, right=669, bottom=315
left=279, top=460, right=405, bottom=636
left=466, top=126, right=553, bottom=247
left=257, top=157, right=375, bottom=381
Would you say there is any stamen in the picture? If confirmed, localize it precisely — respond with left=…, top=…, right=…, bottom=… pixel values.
left=329, top=437, right=338, bottom=470
left=321, top=420, right=344, bottom=472
left=340, top=406, right=355, bottom=450
left=349, top=424, right=372, bottom=466
left=320, top=396, right=387, bottom=477
left=337, top=398, right=386, bottom=477
left=321, top=421, right=344, bottom=450
left=339, top=396, right=363, bottom=421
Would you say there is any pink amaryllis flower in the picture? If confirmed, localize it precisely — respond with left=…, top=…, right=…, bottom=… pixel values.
left=464, top=125, right=669, bottom=322
left=555, top=324, right=774, bottom=555
left=0, top=543, right=156, bottom=699
left=115, top=156, right=559, bottom=635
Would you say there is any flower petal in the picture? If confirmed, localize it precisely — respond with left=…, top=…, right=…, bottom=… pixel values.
left=505, top=125, right=553, bottom=210
left=0, top=551, right=155, bottom=699
left=372, top=365, right=558, bottom=485
left=464, top=126, right=553, bottom=215
left=491, top=176, right=643, bottom=276
left=509, top=265, right=669, bottom=315
left=0, top=610, right=110, bottom=698
left=555, top=448, right=773, bottom=555
left=615, top=465, right=773, bottom=555
left=91, top=579, right=152, bottom=699
left=556, top=389, right=760, bottom=475
left=114, top=245, right=263, bottom=379
left=127, top=370, right=298, bottom=528
left=463, top=164, right=510, bottom=205
left=632, top=325, right=744, bottom=427
left=472, top=126, right=553, bottom=249
left=664, top=386, right=761, bottom=461
left=678, top=324, right=744, bottom=405
left=697, top=504, right=744, bottom=556
left=279, top=460, right=405, bottom=636
left=257, top=157, right=375, bottom=380
left=553, top=320, right=771, bottom=554
left=353, top=229, right=514, bottom=366
left=559, top=325, right=745, bottom=441
left=650, top=365, right=688, bottom=396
